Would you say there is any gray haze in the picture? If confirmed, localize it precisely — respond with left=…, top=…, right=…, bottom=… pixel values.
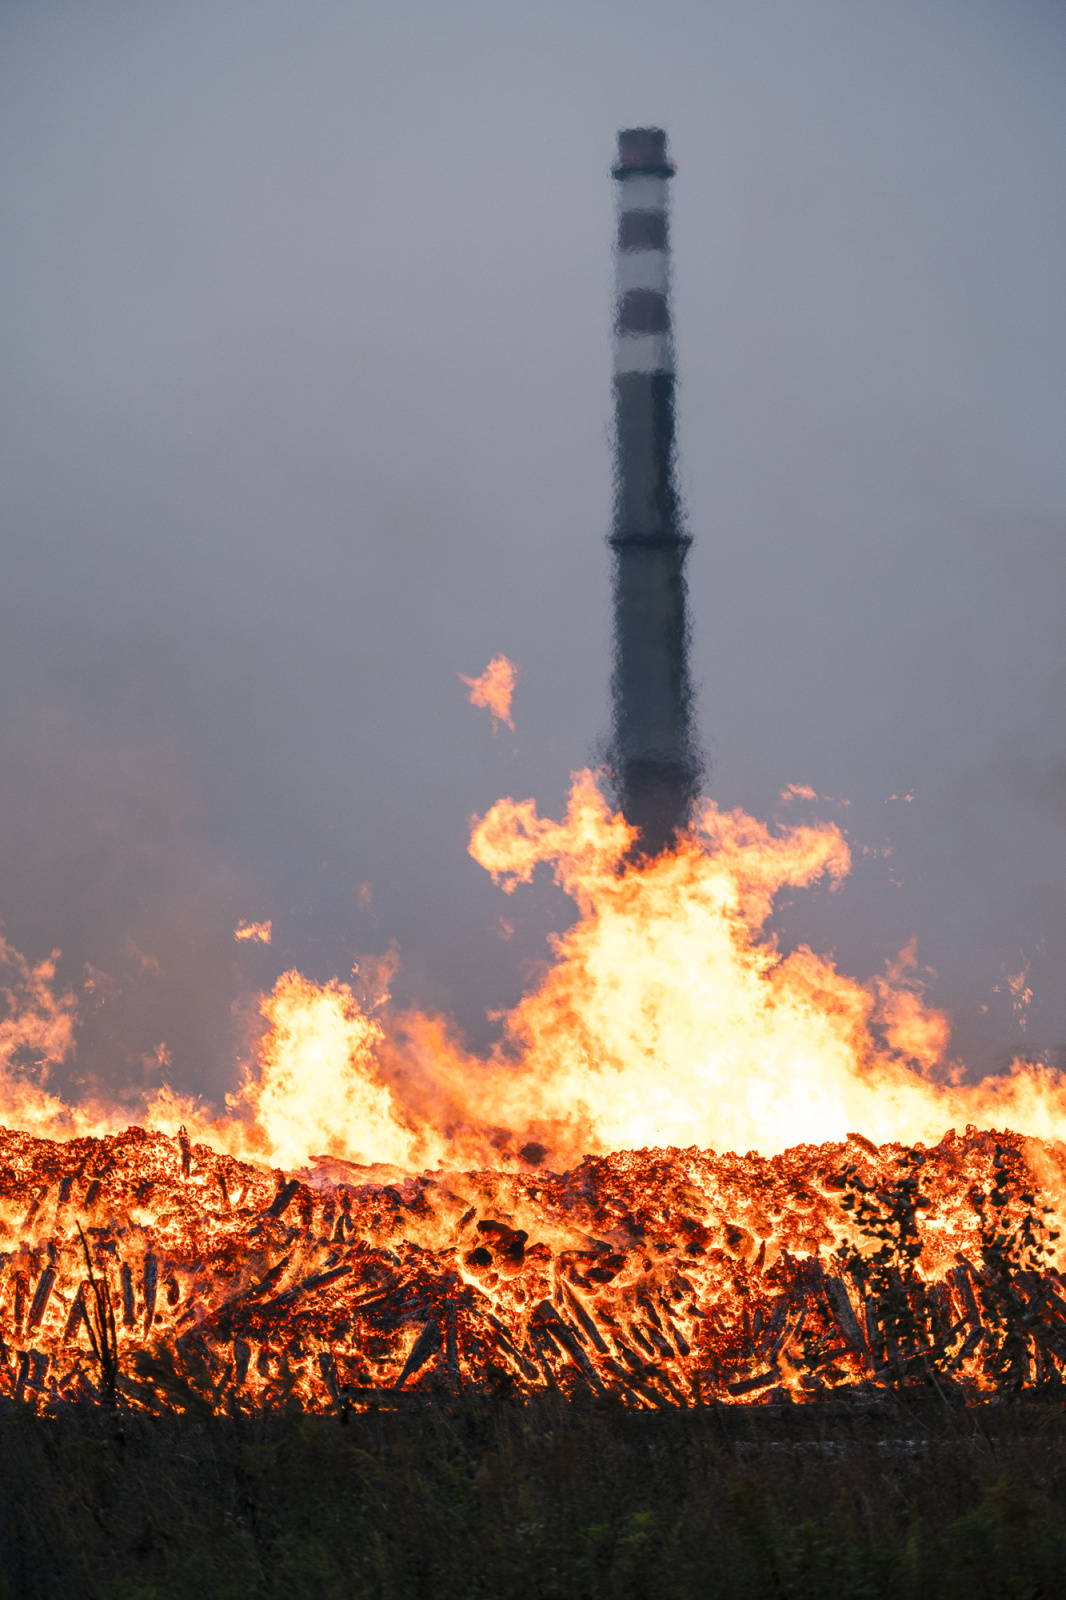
left=1, top=0, right=1064, bottom=1108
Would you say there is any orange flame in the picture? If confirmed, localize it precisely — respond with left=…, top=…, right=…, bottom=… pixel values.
left=0, top=938, right=83, bottom=1138
left=2, top=771, right=1066, bottom=1172
left=234, top=920, right=272, bottom=944
left=459, top=655, right=517, bottom=732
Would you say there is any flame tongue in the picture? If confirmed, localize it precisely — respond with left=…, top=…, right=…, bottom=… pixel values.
left=2, top=1121, right=1064, bottom=1412
left=135, top=771, right=1066, bottom=1173
left=3, top=770, right=1066, bottom=1167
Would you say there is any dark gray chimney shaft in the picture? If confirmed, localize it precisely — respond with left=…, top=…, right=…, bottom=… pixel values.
left=608, top=127, right=701, bottom=854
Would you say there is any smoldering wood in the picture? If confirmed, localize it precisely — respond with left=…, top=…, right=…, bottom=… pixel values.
left=767, top=1310, right=806, bottom=1368
left=255, top=1263, right=353, bottom=1316
left=627, top=1321, right=656, bottom=1356
left=665, top=1315, right=690, bottom=1357
left=62, top=1283, right=87, bottom=1344
left=603, top=1356, right=673, bottom=1409
left=533, top=1302, right=607, bottom=1397
left=393, top=1319, right=443, bottom=1389
left=233, top=1338, right=251, bottom=1385
left=120, top=1262, right=135, bottom=1328
left=640, top=1320, right=675, bottom=1361
left=444, top=1300, right=462, bottom=1388
left=564, top=1287, right=610, bottom=1355
left=142, top=1253, right=158, bottom=1337
left=316, top=1349, right=339, bottom=1403
left=822, top=1277, right=869, bottom=1362
left=727, top=1369, right=780, bottom=1396
left=948, top=1264, right=982, bottom=1328
left=526, top=1324, right=559, bottom=1391
left=267, top=1180, right=300, bottom=1220
left=0, top=1126, right=1060, bottom=1414
left=13, top=1272, right=27, bottom=1337
left=485, top=1312, right=538, bottom=1380
left=756, top=1298, right=788, bottom=1359
left=27, top=1267, right=57, bottom=1331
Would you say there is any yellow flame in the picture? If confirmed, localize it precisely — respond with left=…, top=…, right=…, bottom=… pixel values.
left=459, top=655, right=517, bottom=732
left=3, top=771, right=1066, bottom=1171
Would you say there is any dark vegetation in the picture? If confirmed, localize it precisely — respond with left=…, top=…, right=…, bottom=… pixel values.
left=830, top=1141, right=1066, bottom=1393
left=1, top=1394, right=1066, bottom=1598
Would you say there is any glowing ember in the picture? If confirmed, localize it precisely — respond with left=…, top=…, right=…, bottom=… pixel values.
left=1, top=1123, right=1064, bottom=1411
left=460, top=654, right=518, bottom=732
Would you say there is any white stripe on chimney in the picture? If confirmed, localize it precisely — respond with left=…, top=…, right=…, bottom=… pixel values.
left=614, top=333, right=674, bottom=375
left=616, top=249, right=669, bottom=295
left=616, top=174, right=669, bottom=212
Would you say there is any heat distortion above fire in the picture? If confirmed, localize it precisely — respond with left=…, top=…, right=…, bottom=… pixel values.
left=609, top=128, right=701, bottom=856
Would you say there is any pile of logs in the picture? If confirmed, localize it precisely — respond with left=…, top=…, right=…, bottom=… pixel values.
left=0, top=1123, right=1062, bottom=1411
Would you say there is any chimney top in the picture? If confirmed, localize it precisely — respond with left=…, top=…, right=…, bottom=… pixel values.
left=613, top=128, right=674, bottom=178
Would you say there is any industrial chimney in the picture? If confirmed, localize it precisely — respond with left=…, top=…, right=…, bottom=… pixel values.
left=608, top=127, right=701, bottom=855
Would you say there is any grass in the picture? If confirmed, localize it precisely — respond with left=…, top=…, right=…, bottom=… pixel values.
left=0, top=1396, right=1064, bottom=1598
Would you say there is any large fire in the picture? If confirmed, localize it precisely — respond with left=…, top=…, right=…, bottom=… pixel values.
left=2, top=769, right=1066, bottom=1409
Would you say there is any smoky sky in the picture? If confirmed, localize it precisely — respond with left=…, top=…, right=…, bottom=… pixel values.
left=1, top=0, right=1065, bottom=1107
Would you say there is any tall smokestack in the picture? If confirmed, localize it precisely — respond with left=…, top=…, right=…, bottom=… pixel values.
left=609, top=127, right=700, bottom=855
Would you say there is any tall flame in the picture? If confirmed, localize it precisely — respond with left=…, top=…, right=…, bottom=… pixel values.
left=2, top=771, right=1066, bottom=1171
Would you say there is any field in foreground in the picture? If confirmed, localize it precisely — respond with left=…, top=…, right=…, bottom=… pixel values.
left=1, top=1396, right=1065, bottom=1599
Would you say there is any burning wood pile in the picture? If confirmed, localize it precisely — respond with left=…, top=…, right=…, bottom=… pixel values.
left=3, top=770, right=1066, bottom=1423
left=1, top=1121, right=1064, bottom=1413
